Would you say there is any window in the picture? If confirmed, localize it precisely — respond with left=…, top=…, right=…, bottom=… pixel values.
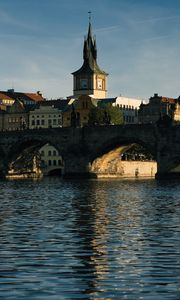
left=58, top=160, right=62, bottom=166
left=48, top=150, right=52, bottom=156
left=31, top=120, right=35, bottom=126
left=36, top=120, right=40, bottom=126
left=53, top=150, right=56, bottom=156
left=53, top=119, right=57, bottom=125
left=97, top=78, right=102, bottom=89
left=53, top=160, right=57, bottom=166
left=80, top=79, right=88, bottom=89
left=41, top=119, right=45, bottom=125
left=41, top=150, right=44, bottom=156
left=48, top=160, right=52, bottom=166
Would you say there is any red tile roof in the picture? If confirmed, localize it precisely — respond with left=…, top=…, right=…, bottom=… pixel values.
left=24, top=93, right=45, bottom=102
left=161, top=97, right=175, bottom=104
left=0, top=92, right=14, bottom=100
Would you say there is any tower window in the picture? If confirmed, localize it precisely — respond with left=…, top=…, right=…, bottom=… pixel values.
left=80, top=79, right=88, bottom=89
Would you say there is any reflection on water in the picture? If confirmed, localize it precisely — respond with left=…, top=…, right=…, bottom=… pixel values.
left=0, top=178, right=180, bottom=299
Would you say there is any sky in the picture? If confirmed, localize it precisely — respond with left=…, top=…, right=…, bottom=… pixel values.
left=0, top=0, right=180, bottom=100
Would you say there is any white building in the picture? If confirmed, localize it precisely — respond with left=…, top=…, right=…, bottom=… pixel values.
left=99, top=96, right=144, bottom=124
left=29, top=105, right=63, bottom=129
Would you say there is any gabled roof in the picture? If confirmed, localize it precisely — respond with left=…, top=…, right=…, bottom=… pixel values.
left=150, top=93, right=176, bottom=104
left=0, top=90, right=45, bottom=103
left=0, top=92, right=14, bottom=100
left=24, top=93, right=45, bottom=102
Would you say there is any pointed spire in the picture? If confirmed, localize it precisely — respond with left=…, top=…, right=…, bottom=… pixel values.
left=83, top=39, right=88, bottom=60
left=88, top=11, right=92, bottom=24
left=93, top=36, right=97, bottom=59
left=87, top=11, right=93, bottom=46
left=72, top=13, right=108, bottom=76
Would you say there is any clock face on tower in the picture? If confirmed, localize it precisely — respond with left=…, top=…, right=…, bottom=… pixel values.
left=97, top=78, right=102, bottom=89
left=80, top=79, right=88, bottom=89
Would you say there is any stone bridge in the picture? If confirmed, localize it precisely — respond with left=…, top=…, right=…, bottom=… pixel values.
left=0, top=123, right=180, bottom=178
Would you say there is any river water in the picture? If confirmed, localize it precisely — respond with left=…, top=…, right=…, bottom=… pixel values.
left=0, top=178, right=179, bottom=300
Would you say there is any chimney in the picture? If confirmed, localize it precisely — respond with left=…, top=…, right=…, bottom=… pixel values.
left=37, top=91, right=42, bottom=97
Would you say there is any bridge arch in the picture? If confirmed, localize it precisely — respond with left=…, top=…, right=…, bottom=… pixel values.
left=89, top=136, right=156, bottom=163
left=6, top=136, right=65, bottom=177
left=88, top=136, right=157, bottom=178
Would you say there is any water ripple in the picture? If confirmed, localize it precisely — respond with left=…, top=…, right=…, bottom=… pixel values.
left=0, top=178, right=179, bottom=299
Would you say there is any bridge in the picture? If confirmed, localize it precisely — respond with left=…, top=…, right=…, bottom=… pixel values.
left=0, top=123, right=180, bottom=178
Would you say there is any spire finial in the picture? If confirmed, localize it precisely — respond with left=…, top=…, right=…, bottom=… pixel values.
left=88, top=11, right=92, bottom=23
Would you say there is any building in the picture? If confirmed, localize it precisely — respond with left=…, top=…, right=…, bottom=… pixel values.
left=72, top=20, right=108, bottom=99
left=63, top=95, right=98, bottom=127
left=29, top=105, right=63, bottom=129
left=99, top=96, right=143, bottom=124
left=29, top=99, right=70, bottom=129
left=138, top=93, right=180, bottom=124
left=39, top=143, right=64, bottom=175
left=0, top=89, right=45, bottom=106
left=0, top=92, right=15, bottom=109
left=0, top=99, right=29, bottom=131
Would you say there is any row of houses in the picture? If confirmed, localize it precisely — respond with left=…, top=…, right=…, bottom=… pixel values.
left=0, top=90, right=141, bottom=131
left=1, top=90, right=180, bottom=132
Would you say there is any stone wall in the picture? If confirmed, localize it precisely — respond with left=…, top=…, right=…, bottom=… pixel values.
left=91, top=159, right=157, bottom=178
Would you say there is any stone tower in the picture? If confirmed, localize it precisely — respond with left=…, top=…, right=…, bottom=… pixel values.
left=72, top=20, right=108, bottom=98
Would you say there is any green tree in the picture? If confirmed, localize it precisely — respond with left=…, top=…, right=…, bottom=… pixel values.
left=88, top=104, right=123, bottom=125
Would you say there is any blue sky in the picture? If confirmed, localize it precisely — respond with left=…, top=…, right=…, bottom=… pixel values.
left=0, top=0, right=180, bottom=100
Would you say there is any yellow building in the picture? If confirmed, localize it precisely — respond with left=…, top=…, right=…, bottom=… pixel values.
left=39, top=143, right=63, bottom=176
left=63, top=95, right=98, bottom=127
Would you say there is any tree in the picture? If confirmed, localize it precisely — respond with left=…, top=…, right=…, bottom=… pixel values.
left=88, top=103, right=123, bottom=125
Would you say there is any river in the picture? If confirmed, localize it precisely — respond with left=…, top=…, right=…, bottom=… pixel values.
left=0, top=178, right=179, bottom=300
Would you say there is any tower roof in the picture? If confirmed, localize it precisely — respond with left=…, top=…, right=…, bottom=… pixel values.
left=72, top=21, right=108, bottom=76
